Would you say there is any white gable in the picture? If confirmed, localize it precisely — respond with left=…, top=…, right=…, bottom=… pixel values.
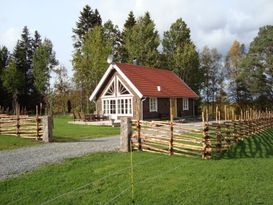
left=89, top=64, right=143, bottom=101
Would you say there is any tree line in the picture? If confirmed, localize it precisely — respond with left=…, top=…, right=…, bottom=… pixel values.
left=1, top=4, right=272, bottom=114
left=72, top=5, right=273, bottom=112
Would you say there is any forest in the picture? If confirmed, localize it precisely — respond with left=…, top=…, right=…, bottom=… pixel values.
left=0, top=4, right=272, bottom=114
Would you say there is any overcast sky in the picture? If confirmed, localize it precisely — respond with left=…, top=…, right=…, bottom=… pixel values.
left=1, top=0, right=273, bottom=78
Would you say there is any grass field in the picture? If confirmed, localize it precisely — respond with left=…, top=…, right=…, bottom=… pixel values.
left=1, top=128, right=272, bottom=204
left=53, top=115, right=120, bottom=142
left=0, top=135, right=42, bottom=151
left=0, top=115, right=120, bottom=150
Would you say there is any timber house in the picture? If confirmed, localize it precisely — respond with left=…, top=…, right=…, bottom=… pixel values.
left=89, top=63, right=198, bottom=121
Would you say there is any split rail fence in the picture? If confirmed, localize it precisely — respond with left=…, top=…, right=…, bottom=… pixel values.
left=130, top=110, right=273, bottom=159
left=0, top=113, right=53, bottom=142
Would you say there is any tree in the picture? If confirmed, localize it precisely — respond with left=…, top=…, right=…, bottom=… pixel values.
left=103, top=20, right=122, bottom=61
left=162, top=18, right=201, bottom=93
left=2, top=59, right=24, bottom=112
left=33, top=39, right=58, bottom=98
left=0, top=46, right=11, bottom=107
left=225, top=40, right=251, bottom=107
left=123, top=12, right=160, bottom=66
left=120, top=11, right=137, bottom=62
left=72, top=5, right=102, bottom=49
left=240, top=25, right=273, bottom=109
left=72, top=26, right=112, bottom=112
left=54, top=66, right=70, bottom=114
left=200, top=47, right=224, bottom=104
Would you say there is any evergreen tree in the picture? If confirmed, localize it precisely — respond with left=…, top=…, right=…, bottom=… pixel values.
left=103, top=20, right=122, bottom=61
left=240, top=25, right=273, bottom=109
left=2, top=59, right=24, bottom=111
left=33, top=39, right=58, bottom=97
left=120, top=11, right=136, bottom=62
left=72, top=5, right=102, bottom=49
left=124, top=12, right=160, bottom=66
left=162, top=18, right=201, bottom=93
left=0, top=46, right=11, bottom=107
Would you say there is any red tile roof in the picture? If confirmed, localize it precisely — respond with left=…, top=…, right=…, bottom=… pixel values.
left=116, top=63, right=198, bottom=98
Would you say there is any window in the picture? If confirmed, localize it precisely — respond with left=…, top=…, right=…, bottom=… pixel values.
left=118, top=81, right=130, bottom=95
left=183, top=98, right=189, bottom=110
left=104, top=81, right=115, bottom=96
left=149, top=97, right=158, bottom=112
left=103, top=98, right=133, bottom=116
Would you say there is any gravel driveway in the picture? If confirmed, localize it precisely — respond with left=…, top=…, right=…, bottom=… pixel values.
left=0, top=136, right=119, bottom=180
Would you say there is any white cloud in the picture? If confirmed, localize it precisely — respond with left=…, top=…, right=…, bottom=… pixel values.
left=0, top=27, right=20, bottom=51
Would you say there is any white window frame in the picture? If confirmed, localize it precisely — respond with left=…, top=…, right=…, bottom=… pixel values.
left=149, top=97, right=158, bottom=112
left=117, top=77, right=132, bottom=97
left=102, top=97, right=133, bottom=117
left=183, top=98, right=189, bottom=111
left=101, top=77, right=116, bottom=98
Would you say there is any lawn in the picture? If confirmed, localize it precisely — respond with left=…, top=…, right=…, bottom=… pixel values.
left=53, top=115, right=120, bottom=142
left=0, top=135, right=42, bottom=151
left=0, top=128, right=272, bottom=204
left=0, top=115, right=120, bottom=150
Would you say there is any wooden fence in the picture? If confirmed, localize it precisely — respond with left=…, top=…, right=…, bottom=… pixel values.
left=130, top=111, right=273, bottom=159
left=0, top=114, right=52, bottom=142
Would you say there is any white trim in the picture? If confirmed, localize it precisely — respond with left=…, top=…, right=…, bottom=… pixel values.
left=113, top=64, right=143, bottom=98
left=101, top=76, right=115, bottom=98
left=116, top=76, right=133, bottom=97
left=89, top=63, right=143, bottom=101
left=102, top=97, right=133, bottom=119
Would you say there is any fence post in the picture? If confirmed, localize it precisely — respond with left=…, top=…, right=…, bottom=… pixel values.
left=16, top=112, right=20, bottom=137
left=137, top=120, right=142, bottom=151
left=216, top=123, right=222, bottom=153
left=120, top=117, right=132, bottom=152
left=169, top=121, right=174, bottom=155
left=202, top=111, right=211, bottom=159
left=42, top=116, right=53, bottom=142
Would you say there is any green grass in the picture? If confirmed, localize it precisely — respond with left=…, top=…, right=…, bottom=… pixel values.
left=0, top=115, right=119, bottom=150
left=0, top=135, right=42, bottom=151
left=53, top=115, right=120, bottom=142
left=1, top=128, right=273, bottom=204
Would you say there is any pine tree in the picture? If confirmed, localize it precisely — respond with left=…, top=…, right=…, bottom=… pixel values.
left=120, top=11, right=136, bottom=62
left=0, top=46, right=11, bottom=107
left=2, top=59, right=24, bottom=112
left=33, top=39, right=58, bottom=97
left=103, top=20, right=122, bottom=61
left=162, top=18, right=201, bottom=93
left=240, top=25, right=273, bottom=109
left=124, top=12, right=160, bottom=66
left=72, top=5, right=102, bottom=49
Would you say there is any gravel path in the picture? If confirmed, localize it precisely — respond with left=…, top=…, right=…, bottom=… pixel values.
left=0, top=136, right=119, bottom=180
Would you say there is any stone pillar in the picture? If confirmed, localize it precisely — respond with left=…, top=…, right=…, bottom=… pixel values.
left=120, top=117, right=132, bottom=152
left=42, top=116, right=53, bottom=142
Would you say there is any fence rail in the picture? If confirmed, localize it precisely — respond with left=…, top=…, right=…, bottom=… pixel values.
left=0, top=114, right=50, bottom=141
left=130, top=110, right=273, bottom=159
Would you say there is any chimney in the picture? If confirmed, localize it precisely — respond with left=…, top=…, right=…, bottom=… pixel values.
left=133, top=58, right=139, bottom=65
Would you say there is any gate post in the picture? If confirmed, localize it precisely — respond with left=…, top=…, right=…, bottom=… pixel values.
left=120, top=117, right=132, bottom=152
left=42, top=116, right=53, bottom=142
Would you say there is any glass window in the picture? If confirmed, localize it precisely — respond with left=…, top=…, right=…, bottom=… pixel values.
left=183, top=98, right=189, bottom=110
left=149, top=97, right=158, bottom=112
